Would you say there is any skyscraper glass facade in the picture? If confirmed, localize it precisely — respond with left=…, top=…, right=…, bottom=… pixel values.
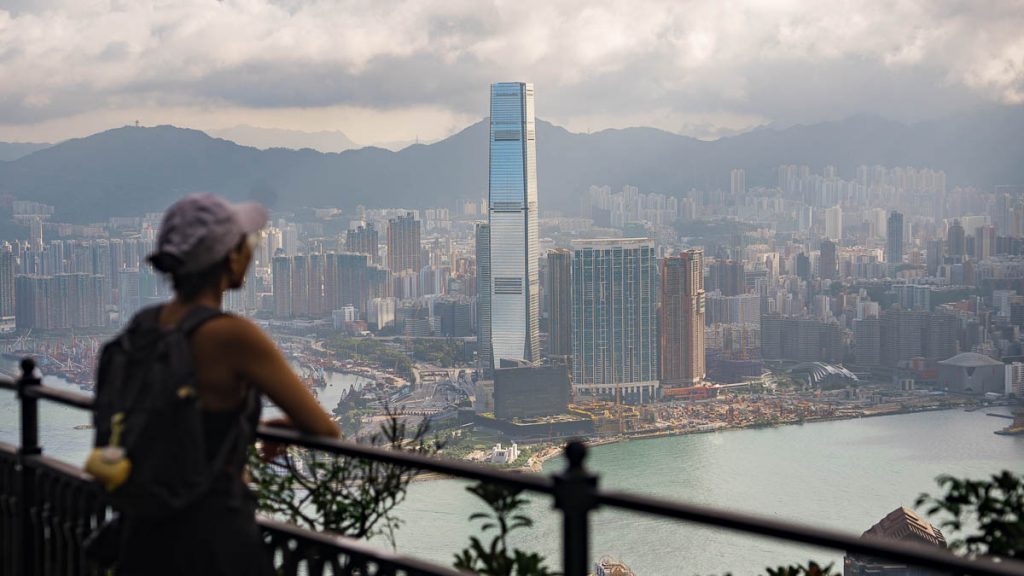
left=488, top=82, right=540, bottom=364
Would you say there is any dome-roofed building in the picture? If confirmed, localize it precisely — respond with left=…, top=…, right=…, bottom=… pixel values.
left=787, top=362, right=859, bottom=389
left=937, top=352, right=1005, bottom=394
left=844, top=507, right=948, bottom=576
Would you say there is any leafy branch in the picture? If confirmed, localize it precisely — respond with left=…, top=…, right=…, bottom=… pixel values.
left=916, top=469, right=1024, bottom=560
left=249, top=405, right=443, bottom=547
left=454, top=482, right=558, bottom=576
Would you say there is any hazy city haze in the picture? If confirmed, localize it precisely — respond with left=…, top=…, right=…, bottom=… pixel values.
left=1, top=0, right=1022, bottom=145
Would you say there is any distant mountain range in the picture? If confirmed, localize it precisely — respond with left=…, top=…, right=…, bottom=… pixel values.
left=0, top=142, right=52, bottom=162
left=1, top=107, right=1022, bottom=224
left=205, top=125, right=360, bottom=153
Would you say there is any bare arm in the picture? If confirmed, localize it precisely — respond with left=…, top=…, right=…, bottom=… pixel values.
left=224, top=318, right=340, bottom=438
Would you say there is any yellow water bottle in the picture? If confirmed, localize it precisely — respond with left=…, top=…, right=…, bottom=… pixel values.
left=84, top=412, right=133, bottom=491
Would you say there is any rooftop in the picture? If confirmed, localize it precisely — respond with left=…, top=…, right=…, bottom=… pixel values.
left=862, top=506, right=947, bottom=549
left=937, top=352, right=1002, bottom=368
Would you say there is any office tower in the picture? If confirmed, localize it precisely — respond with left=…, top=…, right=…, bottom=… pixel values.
left=819, top=239, right=838, bottom=281
left=947, top=220, right=965, bottom=257
left=546, top=249, right=572, bottom=358
left=661, top=249, right=706, bottom=388
left=730, top=169, right=746, bottom=196
left=386, top=212, right=421, bottom=274
left=433, top=296, right=474, bottom=337
left=476, top=223, right=494, bottom=377
left=272, top=256, right=292, bottom=318
left=795, top=252, right=811, bottom=281
left=346, top=223, right=379, bottom=265
left=487, top=82, right=541, bottom=364
left=886, top=211, right=904, bottom=265
left=711, top=259, right=745, bottom=296
left=926, top=239, right=943, bottom=276
left=571, top=238, right=659, bottom=404
left=825, top=205, right=843, bottom=241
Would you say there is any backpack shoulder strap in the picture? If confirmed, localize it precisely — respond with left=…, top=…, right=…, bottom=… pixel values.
left=177, top=306, right=226, bottom=336
left=128, top=305, right=163, bottom=332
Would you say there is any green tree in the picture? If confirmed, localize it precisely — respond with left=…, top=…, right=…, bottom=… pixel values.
left=249, top=407, right=442, bottom=546
left=916, top=470, right=1024, bottom=560
left=454, top=482, right=558, bottom=576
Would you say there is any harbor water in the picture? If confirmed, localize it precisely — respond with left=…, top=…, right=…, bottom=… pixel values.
left=2, top=374, right=1021, bottom=575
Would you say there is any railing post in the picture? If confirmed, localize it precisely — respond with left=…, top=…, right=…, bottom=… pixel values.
left=553, top=440, right=598, bottom=576
left=16, top=357, right=41, bottom=576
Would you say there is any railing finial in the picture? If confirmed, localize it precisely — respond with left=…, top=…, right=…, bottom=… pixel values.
left=564, top=439, right=587, bottom=471
left=20, top=357, right=36, bottom=379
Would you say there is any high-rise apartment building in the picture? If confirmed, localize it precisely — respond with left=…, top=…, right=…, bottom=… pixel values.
left=487, top=82, right=540, bottom=364
left=272, top=256, right=292, bottom=318
left=0, top=245, right=15, bottom=319
left=337, top=252, right=370, bottom=318
left=886, top=211, right=904, bottom=265
left=825, top=205, right=843, bottom=241
left=476, top=223, right=494, bottom=377
left=346, top=223, right=380, bottom=265
left=730, top=169, right=746, bottom=196
left=14, top=274, right=106, bottom=331
left=290, top=254, right=309, bottom=317
left=571, top=238, right=658, bottom=404
left=661, top=249, right=706, bottom=388
left=546, top=249, right=572, bottom=358
left=975, top=225, right=996, bottom=261
left=386, top=213, right=421, bottom=274
left=760, top=314, right=842, bottom=363
left=711, top=259, right=745, bottom=296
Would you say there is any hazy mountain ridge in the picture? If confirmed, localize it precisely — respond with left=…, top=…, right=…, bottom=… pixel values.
left=1, top=108, right=1022, bottom=223
left=0, top=142, right=52, bottom=162
left=205, top=125, right=360, bottom=153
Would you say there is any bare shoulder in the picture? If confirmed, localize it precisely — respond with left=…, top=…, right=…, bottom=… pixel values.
left=193, top=314, right=272, bottom=352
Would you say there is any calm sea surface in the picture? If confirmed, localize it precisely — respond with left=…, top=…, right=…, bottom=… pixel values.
left=2, top=373, right=1021, bottom=575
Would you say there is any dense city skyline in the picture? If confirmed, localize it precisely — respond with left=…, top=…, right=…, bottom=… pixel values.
left=2, top=4, right=1023, bottom=575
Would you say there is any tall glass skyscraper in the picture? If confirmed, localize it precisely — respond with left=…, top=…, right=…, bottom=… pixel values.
left=487, top=82, right=540, bottom=365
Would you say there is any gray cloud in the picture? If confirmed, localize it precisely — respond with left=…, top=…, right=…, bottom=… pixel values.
left=0, top=0, right=1021, bottom=138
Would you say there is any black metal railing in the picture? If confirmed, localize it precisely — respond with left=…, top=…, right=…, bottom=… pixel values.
left=2, top=357, right=1023, bottom=576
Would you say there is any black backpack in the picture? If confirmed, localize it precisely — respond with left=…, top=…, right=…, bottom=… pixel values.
left=89, top=305, right=242, bottom=519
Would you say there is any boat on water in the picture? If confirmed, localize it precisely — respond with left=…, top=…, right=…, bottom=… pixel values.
left=594, top=555, right=636, bottom=576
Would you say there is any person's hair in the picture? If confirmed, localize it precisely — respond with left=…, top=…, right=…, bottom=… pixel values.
left=170, top=257, right=230, bottom=302
left=167, top=235, right=247, bottom=302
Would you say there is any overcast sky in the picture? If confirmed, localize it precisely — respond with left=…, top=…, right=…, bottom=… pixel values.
left=1, top=0, right=1022, bottom=146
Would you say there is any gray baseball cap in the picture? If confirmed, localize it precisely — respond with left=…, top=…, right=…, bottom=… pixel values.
left=148, top=193, right=268, bottom=274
